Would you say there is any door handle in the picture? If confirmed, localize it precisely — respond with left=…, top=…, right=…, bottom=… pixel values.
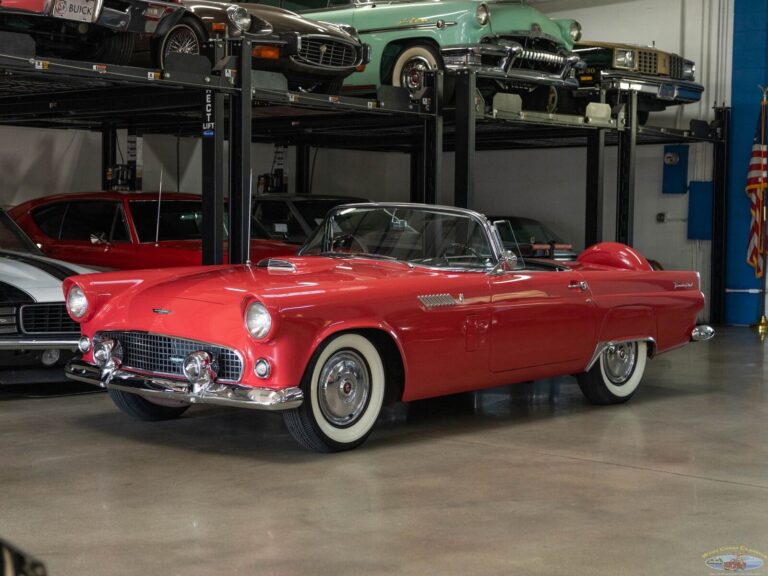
left=568, top=280, right=588, bottom=291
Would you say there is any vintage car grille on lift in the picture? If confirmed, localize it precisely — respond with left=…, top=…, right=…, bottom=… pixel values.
left=668, top=54, right=684, bottom=79
left=491, top=36, right=567, bottom=73
left=295, top=37, right=357, bottom=68
left=0, top=306, right=18, bottom=335
left=637, top=49, right=658, bottom=75
left=20, top=304, right=79, bottom=334
left=98, top=331, right=243, bottom=383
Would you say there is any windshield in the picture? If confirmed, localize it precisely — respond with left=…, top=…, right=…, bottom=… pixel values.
left=129, top=200, right=271, bottom=243
left=0, top=211, right=41, bottom=254
left=301, top=205, right=496, bottom=270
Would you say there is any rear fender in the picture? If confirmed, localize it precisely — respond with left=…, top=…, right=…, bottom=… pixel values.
left=591, top=305, right=657, bottom=366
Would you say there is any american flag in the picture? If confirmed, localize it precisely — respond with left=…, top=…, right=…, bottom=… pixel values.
left=746, top=100, right=768, bottom=278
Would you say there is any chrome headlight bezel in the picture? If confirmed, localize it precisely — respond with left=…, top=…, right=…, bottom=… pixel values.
left=613, top=48, right=636, bottom=70
left=245, top=301, right=272, bottom=339
left=475, top=3, right=489, bottom=26
left=227, top=6, right=252, bottom=34
left=67, top=286, right=88, bottom=319
left=569, top=21, right=582, bottom=42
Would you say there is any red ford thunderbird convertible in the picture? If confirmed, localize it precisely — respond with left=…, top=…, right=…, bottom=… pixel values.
left=10, top=191, right=296, bottom=269
left=63, top=203, right=713, bottom=452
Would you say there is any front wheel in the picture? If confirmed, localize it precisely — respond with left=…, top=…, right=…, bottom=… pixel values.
left=391, top=44, right=441, bottom=96
left=283, top=333, right=386, bottom=452
left=155, top=17, right=206, bottom=69
left=577, top=341, right=647, bottom=405
left=108, top=388, right=189, bottom=421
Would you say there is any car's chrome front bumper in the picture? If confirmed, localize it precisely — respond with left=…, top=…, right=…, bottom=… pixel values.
left=691, top=325, right=715, bottom=342
left=581, top=72, right=704, bottom=104
left=0, top=338, right=78, bottom=350
left=442, top=42, right=580, bottom=88
left=65, top=359, right=304, bottom=410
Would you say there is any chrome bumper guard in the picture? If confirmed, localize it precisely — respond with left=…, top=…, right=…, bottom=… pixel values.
left=691, top=325, right=715, bottom=342
left=65, top=359, right=304, bottom=411
left=442, top=42, right=580, bottom=88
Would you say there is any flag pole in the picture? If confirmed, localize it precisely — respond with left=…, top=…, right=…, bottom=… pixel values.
left=754, top=86, right=768, bottom=340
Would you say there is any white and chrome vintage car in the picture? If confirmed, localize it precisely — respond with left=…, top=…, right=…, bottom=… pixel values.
left=0, top=208, right=92, bottom=385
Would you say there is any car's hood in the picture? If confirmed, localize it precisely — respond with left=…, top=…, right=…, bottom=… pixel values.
left=0, top=249, right=93, bottom=302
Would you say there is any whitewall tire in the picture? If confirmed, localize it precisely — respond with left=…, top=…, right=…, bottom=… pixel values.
left=577, top=341, right=647, bottom=405
left=391, top=44, right=441, bottom=95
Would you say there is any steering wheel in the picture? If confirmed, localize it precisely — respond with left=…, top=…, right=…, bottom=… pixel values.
left=439, top=242, right=482, bottom=262
left=331, top=234, right=368, bottom=254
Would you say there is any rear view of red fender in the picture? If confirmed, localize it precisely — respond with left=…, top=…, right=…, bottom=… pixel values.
left=578, top=242, right=654, bottom=271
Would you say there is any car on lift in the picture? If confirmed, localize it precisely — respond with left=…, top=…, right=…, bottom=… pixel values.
left=64, top=202, right=713, bottom=452
left=9, top=191, right=297, bottom=270
left=253, top=194, right=367, bottom=244
left=563, top=41, right=704, bottom=123
left=261, top=0, right=583, bottom=103
left=0, top=0, right=369, bottom=93
left=0, top=208, right=92, bottom=385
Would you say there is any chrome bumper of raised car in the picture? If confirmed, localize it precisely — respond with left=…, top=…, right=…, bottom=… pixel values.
left=65, top=358, right=304, bottom=410
left=589, top=72, right=704, bottom=104
left=442, top=42, right=580, bottom=88
left=691, top=325, right=715, bottom=342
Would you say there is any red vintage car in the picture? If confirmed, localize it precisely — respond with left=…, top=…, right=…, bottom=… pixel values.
left=9, top=191, right=296, bottom=269
left=63, top=203, right=714, bottom=452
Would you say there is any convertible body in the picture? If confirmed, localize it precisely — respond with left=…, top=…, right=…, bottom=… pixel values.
left=64, top=203, right=712, bottom=451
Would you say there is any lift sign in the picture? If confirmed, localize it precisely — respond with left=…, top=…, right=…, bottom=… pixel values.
left=203, top=91, right=215, bottom=138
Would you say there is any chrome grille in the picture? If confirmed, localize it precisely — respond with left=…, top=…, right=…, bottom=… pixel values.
left=98, top=331, right=243, bottom=383
left=669, top=54, right=684, bottom=79
left=517, top=49, right=566, bottom=66
left=20, top=304, right=78, bottom=334
left=296, top=37, right=357, bottom=68
left=637, top=49, right=658, bottom=75
left=0, top=306, right=17, bottom=335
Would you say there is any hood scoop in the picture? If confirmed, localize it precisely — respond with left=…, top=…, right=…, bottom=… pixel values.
left=256, top=258, right=297, bottom=273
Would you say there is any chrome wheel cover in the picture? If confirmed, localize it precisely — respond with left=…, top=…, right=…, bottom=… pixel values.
left=401, top=56, right=433, bottom=92
left=318, top=350, right=370, bottom=426
left=603, top=342, right=637, bottom=385
left=165, top=26, right=200, bottom=58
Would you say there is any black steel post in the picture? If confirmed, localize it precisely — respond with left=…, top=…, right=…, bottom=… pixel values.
left=126, top=128, right=142, bottom=191
left=585, top=128, right=605, bottom=247
left=616, top=89, right=638, bottom=244
left=410, top=144, right=424, bottom=203
left=101, top=124, right=117, bottom=191
left=295, top=143, right=311, bottom=196
left=423, top=71, right=443, bottom=204
left=229, top=38, right=253, bottom=265
left=454, top=69, right=476, bottom=208
left=710, top=106, right=730, bottom=324
left=201, top=39, right=226, bottom=265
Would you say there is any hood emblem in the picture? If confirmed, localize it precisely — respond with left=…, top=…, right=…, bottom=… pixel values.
left=319, top=44, right=328, bottom=55
left=153, top=308, right=172, bottom=315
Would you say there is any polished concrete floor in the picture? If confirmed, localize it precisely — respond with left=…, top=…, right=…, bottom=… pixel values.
left=1, top=327, right=766, bottom=575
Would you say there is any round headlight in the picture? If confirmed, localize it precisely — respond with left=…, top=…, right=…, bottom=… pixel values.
left=475, top=4, right=489, bottom=26
left=67, top=286, right=88, bottom=319
left=569, top=21, right=582, bottom=42
left=245, top=302, right=272, bottom=339
left=227, top=6, right=252, bottom=33
left=614, top=48, right=635, bottom=69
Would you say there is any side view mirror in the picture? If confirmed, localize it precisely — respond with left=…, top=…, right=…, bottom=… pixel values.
left=90, top=232, right=110, bottom=246
left=490, top=251, right=523, bottom=275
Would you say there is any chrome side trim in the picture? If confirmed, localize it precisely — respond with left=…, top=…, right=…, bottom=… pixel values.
left=359, top=21, right=457, bottom=34
left=585, top=337, right=656, bottom=372
left=418, top=294, right=458, bottom=309
left=256, top=258, right=297, bottom=273
left=0, top=338, right=78, bottom=350
left=691, top=325, right=715, bottom=342
left=65, top=359, right=304, bottom=411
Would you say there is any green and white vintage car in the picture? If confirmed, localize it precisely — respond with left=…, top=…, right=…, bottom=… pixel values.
left=263, top=0, right=582, bottom=100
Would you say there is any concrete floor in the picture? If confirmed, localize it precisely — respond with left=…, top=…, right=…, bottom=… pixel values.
left=1, top=326, right=766, bottom=575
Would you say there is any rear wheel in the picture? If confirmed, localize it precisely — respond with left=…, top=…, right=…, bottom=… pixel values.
left=108, top=388, right=189, bottom=421
left=155, top=17, right=206, bottom=68
left=577, top=341, right=647, bottom=405
left=283, top=333, right=385, bottom=452
left=391, top=43, right=441, bottom=96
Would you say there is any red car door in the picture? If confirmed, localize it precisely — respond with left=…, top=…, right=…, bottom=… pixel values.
left=488, top=269, right=596, bottom=372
